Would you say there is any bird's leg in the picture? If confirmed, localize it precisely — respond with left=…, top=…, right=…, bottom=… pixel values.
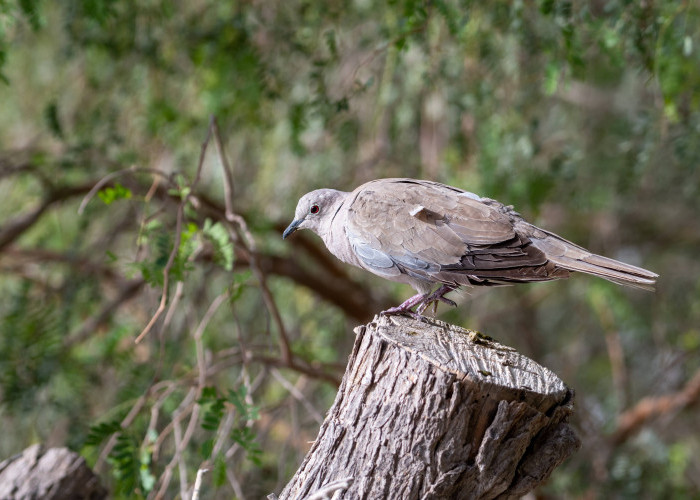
left=380, top=293, right=428, bottom=319
left=381, top=285, right=458, bottom=319
left=416, top=285, right=458, bottom=315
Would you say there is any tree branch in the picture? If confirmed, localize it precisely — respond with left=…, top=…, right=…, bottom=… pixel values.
left=610, top=367, right=700, bottom=446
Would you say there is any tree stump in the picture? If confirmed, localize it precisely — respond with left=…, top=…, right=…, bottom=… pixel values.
left=0, top=444, right=106, bottom=500
left=275, top=315, right=580, bottom=500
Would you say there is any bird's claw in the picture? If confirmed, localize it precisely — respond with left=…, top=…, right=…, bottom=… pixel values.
left=381, top=285, right=457, bottom=318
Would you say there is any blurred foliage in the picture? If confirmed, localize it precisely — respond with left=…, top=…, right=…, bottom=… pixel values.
left=1, top=0, right=700, bottom=498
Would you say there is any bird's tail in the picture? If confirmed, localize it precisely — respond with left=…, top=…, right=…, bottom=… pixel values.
left=528, top=228, right=658, bottom=291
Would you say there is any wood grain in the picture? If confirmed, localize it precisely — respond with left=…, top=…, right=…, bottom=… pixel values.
left=275, top=315, right=580, bottom=500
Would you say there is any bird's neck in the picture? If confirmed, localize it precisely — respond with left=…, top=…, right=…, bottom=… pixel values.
left=318, top=194, right=364, bottom=268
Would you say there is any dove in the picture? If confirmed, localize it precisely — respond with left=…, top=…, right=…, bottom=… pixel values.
left=283, top=178, right=658, bottom=317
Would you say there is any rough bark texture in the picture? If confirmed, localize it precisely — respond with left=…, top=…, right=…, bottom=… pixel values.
left=276, top=315, right=580, bottom=500
left=0, top=444, right=106, bottom=500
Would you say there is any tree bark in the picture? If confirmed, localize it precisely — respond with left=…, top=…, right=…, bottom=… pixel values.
left=275, top=315, right=580, bottom=500
left=0, top=444, right=106, bottom=500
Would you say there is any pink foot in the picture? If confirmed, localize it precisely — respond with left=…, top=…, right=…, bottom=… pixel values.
left=380, top=285, right=457, bottom=319
left=416, top=285, right=457, bottom=314
left=380, top=293, right=426, bottom=320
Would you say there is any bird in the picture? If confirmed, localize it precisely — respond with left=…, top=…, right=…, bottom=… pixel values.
left=282, top=178, right=658, bottom=317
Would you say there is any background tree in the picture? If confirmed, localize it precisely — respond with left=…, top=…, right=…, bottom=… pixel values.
left=1, top=0, right=699, bottom=498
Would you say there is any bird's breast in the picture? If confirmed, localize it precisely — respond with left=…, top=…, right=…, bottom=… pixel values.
left=320, top=216, right=365, bottom=269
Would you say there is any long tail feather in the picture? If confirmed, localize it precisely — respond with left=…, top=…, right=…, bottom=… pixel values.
left=529, top=229, right=658, bottom=291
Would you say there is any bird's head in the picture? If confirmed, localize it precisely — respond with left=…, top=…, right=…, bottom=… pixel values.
left=283, top=189, right=346, bottom=239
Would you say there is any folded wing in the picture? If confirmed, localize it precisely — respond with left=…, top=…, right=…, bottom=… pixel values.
left=345, top=179, right=566, bottom=287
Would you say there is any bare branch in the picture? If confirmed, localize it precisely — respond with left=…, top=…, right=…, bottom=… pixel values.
left=252, top=355, right=341, bottom=387
left=211, top=116, right=236, bottom=221
left=241, top=251, right=387, bottom=322
left=63, top=278, right=145, bottom=348
left=610, top=367, right=700, bottom=446
left=174, top=416, right=189, bottom=499
left=192, top=468, right=209, bottom=500
left=152, top=389, right=197, bottom=462
left=0, top=183, right=94, bottom=251
left=151, top=387, right=198, bottom=499
left=135, top=122, right=214, bottom=343
left=95, top=390, right=151, bottom=473
left=227, top=468, right=247, bottom=500
left=271, top=369, right=324, bottom=424
left=77, top=167, right=174, bottom=215
left=228, top=215, right=294, bottom=364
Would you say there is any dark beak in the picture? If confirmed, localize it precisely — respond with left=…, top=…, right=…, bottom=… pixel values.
left=282, top=219, right=303, bottom=239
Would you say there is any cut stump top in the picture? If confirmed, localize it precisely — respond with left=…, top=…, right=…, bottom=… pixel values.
left=364, top=314, right=571, bottom=414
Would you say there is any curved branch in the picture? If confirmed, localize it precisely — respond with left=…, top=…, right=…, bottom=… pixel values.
left=0, top=183, right=93, bottom=251
left=63, top=278, right=146, bottom=348
left=610, top=367, right=700, bottom=446
left=242, top=252, right=391, bottom=322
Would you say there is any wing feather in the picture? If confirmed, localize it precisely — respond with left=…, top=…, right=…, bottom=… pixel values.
left=340, top=178, right=656, bottom=291
left=344, top=179, right=558, bottom=286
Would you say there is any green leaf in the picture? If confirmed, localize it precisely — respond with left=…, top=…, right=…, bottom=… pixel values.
left=85, top=420, right=122, bottom=447
left=324, top=29, right=337, bottom=59
left=139, top=446, right=155, bottom=493
left=229, top=270, right=251, bottom=303
left=202, top=219, right=234, bottom=271
left=44, top=101, right=64, bottom=139
left=213, top=453, right=227, bottom=487
left=201, top=438, right=214, bottom=459
left=140, top=465, right=156, bottom=493
left=199, top=386, right=226, bottom=431
left=228, top=386, right=259, bottom=421
left=98, top=183, right=132, bottom=205
left=18, top=0, right=42, bottom=30
left=543, top=62, right=560, bottom=95
left=231, top=427, right=262, bottom=466
left=108, top=433, right=139, bottom=491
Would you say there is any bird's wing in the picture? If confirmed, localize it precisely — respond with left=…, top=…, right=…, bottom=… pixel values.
left=345, top=178, right=553, bottom=285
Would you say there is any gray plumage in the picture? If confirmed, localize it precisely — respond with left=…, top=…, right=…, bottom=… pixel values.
left=283, top=178, right=658, bottom=314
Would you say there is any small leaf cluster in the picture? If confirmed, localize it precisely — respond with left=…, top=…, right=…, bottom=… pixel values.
left=85, top=420, right=156, bottom=498
left=198, top=385, right=262, bottom=471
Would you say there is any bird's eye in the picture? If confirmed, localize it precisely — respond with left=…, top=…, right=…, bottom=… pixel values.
left=310, top=204, right=320, bottom=214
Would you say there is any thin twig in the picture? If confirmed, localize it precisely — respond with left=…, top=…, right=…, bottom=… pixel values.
left=227, top=468, right=248, bottom=500
left=194, top=292, right=229, bottom=342
left=153, top=390, right=197, bottom=461
left=210, top=117, right=295, bottom=391
left=173, top=414, right=189, bottom=499
left=253, top=355, right=341, bottom=387
left=211, top=409, right=236, bottom=460
left=135, top=122, right=214, bottom=343
left=146, top=382, right=178, bottom=460
left=134, top=202, right=185, bottom=344
left=95, top=390, right=150, bottom=472
left=271, top=369, right=324, bottom=424
left=192, top=468, right=209, bottom=500
left=0, top=182, right=93, bottom=250
left=228, top=218, right=294, bottom=364
left=592, top=294, right=630, bottom=410
left=153, top=287, right=218, bottom=498
left=97, top=382, right=177, bottom=472
left=211, top=116, right=236, bottom=220
left=152, top=387, right=199, bottom=499
left=63, top=278, right=145, bottom=348
left=161, top=281, right=186, bottom=338
left=214, top=182, right=291, bottom=358
left=77, top=166, right=174, bottom=215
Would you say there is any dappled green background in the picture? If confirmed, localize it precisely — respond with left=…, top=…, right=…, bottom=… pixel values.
left=1, top=0, right=699, bottom=498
